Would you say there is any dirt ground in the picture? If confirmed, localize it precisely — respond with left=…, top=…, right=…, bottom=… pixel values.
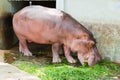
left=1, top=43, right=52, bottom=64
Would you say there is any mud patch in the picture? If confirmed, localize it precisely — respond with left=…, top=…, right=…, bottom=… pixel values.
left=0, top=50, right=19, bottom=63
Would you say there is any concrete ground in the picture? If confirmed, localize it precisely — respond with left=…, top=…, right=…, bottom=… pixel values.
left=0, top=43, right=48, bottom=80
left=0, top=62, right=40, bottom=80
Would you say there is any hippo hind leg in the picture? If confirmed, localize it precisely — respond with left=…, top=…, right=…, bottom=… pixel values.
left=19, top=38, right=32, bottom=56
left=52, top=43, right=62, bottom=63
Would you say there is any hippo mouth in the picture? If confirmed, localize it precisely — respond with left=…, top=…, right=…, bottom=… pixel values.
left=87, top=46, right=102, bottom=66
left=84, top=57, right=88, bottom=62
left=77, top=46, right=101, bottom=66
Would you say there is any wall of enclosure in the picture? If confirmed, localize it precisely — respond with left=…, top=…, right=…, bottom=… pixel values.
left=56, top=0, right=120, bottom=63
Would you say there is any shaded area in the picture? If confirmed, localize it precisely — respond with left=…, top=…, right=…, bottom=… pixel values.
left=0, top=13, right=17, bottom=49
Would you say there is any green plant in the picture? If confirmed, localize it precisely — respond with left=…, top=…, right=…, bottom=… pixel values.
left=12, top=59, right=120, bottom=80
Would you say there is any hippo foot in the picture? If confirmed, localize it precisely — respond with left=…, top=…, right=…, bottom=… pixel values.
left=52, top=57, right=61, bottom=63
left=23, top=51, right=32, bottom=56
left=67, top=57, right=77, bottom=63
left=20, top=50, right=32, bottom=56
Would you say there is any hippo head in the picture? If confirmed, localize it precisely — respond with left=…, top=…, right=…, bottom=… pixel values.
left=70, top=39, right=101, bottom=66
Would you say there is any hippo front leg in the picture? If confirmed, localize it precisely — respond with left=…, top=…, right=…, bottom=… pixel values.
left=52, top=43, right=61, bottom=63
left=64, top=46, right=76, bottom=63
left=77, top=53, right=85, bottom=65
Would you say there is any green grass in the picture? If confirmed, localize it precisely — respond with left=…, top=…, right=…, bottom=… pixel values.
left=12, top=58, right=120, bottom=80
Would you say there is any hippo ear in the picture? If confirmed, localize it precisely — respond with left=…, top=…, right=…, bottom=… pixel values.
left=88, top=41, right=95, bottom=48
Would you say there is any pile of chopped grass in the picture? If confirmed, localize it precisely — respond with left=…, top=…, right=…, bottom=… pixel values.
left=12, top=58, right=120, bottom=80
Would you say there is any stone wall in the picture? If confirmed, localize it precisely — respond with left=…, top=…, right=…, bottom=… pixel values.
left=81, top=22, right=120, bottom=63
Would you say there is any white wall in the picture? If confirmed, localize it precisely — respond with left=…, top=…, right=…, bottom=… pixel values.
left=56, top=0, right=120, bottom=24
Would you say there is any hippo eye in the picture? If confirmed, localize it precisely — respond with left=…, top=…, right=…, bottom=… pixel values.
left=83, top=34, right=87, bottom=37
left=76, top=37, right=80, bottom=39
left=82, top=34, right=88, bottom=39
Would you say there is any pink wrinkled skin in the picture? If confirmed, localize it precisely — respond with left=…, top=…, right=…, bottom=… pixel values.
left=13, top=5, right=101, bottom=66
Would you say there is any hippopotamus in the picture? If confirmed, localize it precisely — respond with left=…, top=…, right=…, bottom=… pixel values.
left=12, top=5, right=101, bottom=66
